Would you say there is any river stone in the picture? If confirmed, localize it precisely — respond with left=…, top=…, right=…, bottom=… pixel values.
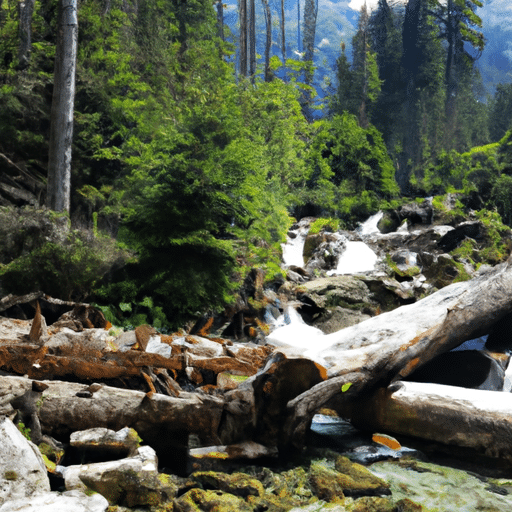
left=299, top=275, right=373, bottom=308
left=312, top=307, right=371, bottom=334
left=370, top=459, right=512, bottom=511
left=0, top=490, right=108, bottom=512
left=70, top=426, right=140, bottom=458
left=190, top=471, right=265, bottom=498
left=173, top=487, right=253, bottom=512
left=63, top=445, right=176, bottom=507
left=0, top=417, right=50, bottom=505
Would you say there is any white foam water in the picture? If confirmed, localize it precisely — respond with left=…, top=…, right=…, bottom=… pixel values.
left=327, top=241, right=378, bottom=275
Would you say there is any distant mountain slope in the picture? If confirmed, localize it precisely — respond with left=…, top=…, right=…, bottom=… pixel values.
left=224, top=0, right=511, bottom=102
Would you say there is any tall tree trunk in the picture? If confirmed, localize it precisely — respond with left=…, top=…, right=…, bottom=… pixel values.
left=17, top=0, right=35, bottom=70
left=47, top=0, right=78, bottom=213
left=302, top=0, right=318, bottom=119
left=239, top=0, right=247, bottom=76
left=248, top=0, right=256, bottom=78
left=216, top=0, right=224, bottom=41
left=398, top=0, right=422, bottom=193
left=280, top=0, right=286, bottom=64
left=297, top=0, right=301, bottom=53
left=261, top=0, right=271, bottom=82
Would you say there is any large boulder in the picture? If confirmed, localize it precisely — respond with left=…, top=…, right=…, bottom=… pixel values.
left=62, top=445, right=176, bottom=508
left=0, top=417, right=50, bottom=505
left=0, top=490, right=108, bottom=512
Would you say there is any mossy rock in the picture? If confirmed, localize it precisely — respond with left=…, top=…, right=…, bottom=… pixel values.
left=190, top=471, right=265, bottom=498
left=423, top=254, right=472, bottom=288
left=308, top=464, right=347, bottom=502
left=334, top=457, right=390, bottom=497
left=303, top=233, right=328, bottom=263
left=350, top=496, right=394, bottom=512
left=173, top=487, right=253, bottom=512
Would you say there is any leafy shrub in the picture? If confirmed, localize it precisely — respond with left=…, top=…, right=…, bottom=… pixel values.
left=0, top=207, right=129, bottom=301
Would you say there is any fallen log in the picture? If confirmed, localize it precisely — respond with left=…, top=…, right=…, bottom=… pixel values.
left=0, top=375, right=225, bottom=471
left=342, top=381, right=512, bottom=463
left=279, top=257, right=512, bottom=449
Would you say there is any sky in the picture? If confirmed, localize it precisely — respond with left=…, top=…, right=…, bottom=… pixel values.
left=347, top=0, right=379, bottom=10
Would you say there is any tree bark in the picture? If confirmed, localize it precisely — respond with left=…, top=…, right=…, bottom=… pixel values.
left=239, top=0, right=247, bottom=77
left=261, top=0, right=271, bottom=82
left=343, top=381, right=512, bottom=463
left=281, top=257, right=512, bottom=449
left=47, top=0, right=77, bottom=214
left=248, top=0, right=256, bottom=78
left=280, top=0, right=286, bottom=65
left=17, top=0, right=35, bottom=70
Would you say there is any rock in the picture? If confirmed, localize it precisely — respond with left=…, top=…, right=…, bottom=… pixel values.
left=70, top=427, right=141, bottom=458
left=0, top=417, right=50, bottom=505
left=334, top=456, right=391, bottom=496
left=398, top=199, right=433, bottom=226
left=172, top=335, right=225, bottom=358
left=438, top=220, right=485, bottom=252
left=173, top=487, right=253, bottom=512
left=189, top=441, right=278, bottom=472
left=304, top=232, right=347, bottom=273
left=190, top=471, right=265, bottom=498
left=311, top=306, right=372, bottom=334
left=0, top=490, right=108, bottom=512
left=63, top=445, right=176, bottom=507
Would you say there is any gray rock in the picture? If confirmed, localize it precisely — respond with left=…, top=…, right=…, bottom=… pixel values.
left=0, top=490, right=108, bottom=512
left=70, top=427, right=140, bottom=458
left=62, top=445, right=176, bottom=507
left=0, top=417, right=50, bottom=505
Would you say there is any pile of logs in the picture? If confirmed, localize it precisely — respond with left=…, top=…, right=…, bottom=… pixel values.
left=2, top=256, right=512, bottom=468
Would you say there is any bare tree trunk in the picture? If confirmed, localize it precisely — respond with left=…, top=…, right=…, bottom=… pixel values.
left=344, top=381, right=512, bottom=462
left=302, top=0, right=317, bottom=118
left=239, top=0, right=247, bottom=76
left=216, top=0, right=224, bottom=41
left=47, top=0, right=78, bottom=213
left=261, top=0, right=271, bottom=81
left=248, top=0, right=256, bottom=78
left=17, top=0, right=35, bottom=70
left=280, top=0, right=286, bottom=65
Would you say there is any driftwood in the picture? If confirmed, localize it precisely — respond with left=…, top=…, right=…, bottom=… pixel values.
left=279, top=257, right=512, bottom=449
left=343, top=381, right=512, bottom=463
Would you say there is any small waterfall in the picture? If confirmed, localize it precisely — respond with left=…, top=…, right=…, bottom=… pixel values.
left=356, top=210, right=383, bottom=236
left=281, top=220, right=310, bottom=268
left=327, top=241, right=378, bottom=275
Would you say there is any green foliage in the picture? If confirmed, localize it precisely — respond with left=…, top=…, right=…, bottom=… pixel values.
left=305, top=112, right=398, bottom=226
left=309, top=218, right=340, bottom=235
left=0, top=207, right=128, bottom=301
left=17, top=422, right=31, bottom=441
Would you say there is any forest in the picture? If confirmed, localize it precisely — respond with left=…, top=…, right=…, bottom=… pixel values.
left=1, top=0, right=512, bottom=330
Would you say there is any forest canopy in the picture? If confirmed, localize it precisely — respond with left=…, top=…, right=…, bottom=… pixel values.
left=1, top=0, right=512, bottom=328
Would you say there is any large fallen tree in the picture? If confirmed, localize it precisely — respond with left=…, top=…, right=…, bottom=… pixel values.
left=275, top=256, right=512, bottom=449
left=2, top=257, right=512, bottom=464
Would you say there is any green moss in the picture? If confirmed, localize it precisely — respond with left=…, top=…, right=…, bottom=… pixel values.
left=384, top=254, right=420, bottom=279
left=17, top=422, right=31, bottom=440
left=4, top=470, right=18, bottom=481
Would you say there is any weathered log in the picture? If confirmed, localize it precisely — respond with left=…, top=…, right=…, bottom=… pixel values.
left=280, top=257, right=512, bottom=449
left=0, top=375, right=224, bottom=470
left=342, top=381, right=512, bottom=463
